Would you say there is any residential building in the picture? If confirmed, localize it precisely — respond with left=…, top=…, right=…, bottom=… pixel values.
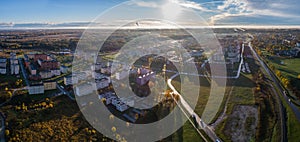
left=29, top=75, right=41, bottom=81
left=0, top=58, right=7, bottom=74
left=75, top=83, right=95, bottom=96
left=10, top=53, right=19, bottom=75
left=0, top=58, right=6, bottom=68
left=29, top=64, right=37, bottom=75
left=43, top=81, right=56, bottom=90
left=51, top=69, right=61, bottom=76
left=60, top=65, right=69, bottom=74
left=28, top=84, right=45, bottom=95
left=0, top=67, right=6, bottom=74
left=116, top=71, right=127, bottom=80
left=136, top=68, right=155, bottom=86
left=24, top=54, right=30, bottom=68
left=40, top=71, right=53, bottom=79
left=38, top=59, right=60, bottom=70
left=64, top=75, right=78, bottom=86
left=96, top=78, right=110, bottom=89
left=34, top=54, right=48, bottom=62
left=73, top=72, right=87, bottom=81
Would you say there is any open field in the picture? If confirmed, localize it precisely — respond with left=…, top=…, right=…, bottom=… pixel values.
left=266, top=56, right=300, bottom=95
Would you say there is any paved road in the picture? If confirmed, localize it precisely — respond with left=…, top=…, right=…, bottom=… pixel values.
left=168, top=73, right=221, bottom=142
left=56, top=83, right=75, bottom=101
left=18, top=58, right=29, bottom=86
left=0, top=112, right=5, bottom=142
left=249, top=42, right=300, bottom=122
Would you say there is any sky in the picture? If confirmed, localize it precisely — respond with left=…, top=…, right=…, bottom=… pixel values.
left=0, top=0, right=299, bottom=26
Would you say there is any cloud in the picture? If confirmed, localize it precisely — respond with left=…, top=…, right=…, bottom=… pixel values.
left=131, top=0, right=210, bottom=12
left=131, top=0, right=160, bottom=8
left=130, top=0, right=300, bottom=25
left=207, top=0, right=300, bottom=25
left=171, top=0, right=212, bottom=12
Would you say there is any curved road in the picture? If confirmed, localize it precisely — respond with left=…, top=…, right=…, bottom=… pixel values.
left=167, top=73, right=221, bottom=142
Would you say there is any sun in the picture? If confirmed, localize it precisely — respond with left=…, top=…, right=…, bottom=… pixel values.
left=161, top=0, right=183, bottom=21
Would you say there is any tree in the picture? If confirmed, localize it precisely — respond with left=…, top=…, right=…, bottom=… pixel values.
left=5, top=130, right=10, bottom=136
left=276, top=70, right=282, bottom=77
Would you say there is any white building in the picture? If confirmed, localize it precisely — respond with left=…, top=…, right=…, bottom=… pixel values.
left=10, top=53, right=19, bottom=75
left=96, top=78, right=110, bottom=89
left=0, top=58, right=7, bottom=68
left=75, top=83, right=96, bottom=96
left=40, top=71, right=53, bottom=79
left=28, top=84, right=45, bottom=95
left=0, top=67, right=6, bottom=74
left=73, top=72, right=87, bottom=81
left=44, top=81, right=56, bottom=90
left=91, top=63, right=102, bottom=71
left=51, top=69, right=61, bottom=76
left=60, top=65, right=69, bottom=74
left=64, top=75, right=79, bottom=86
left=10, top=63, right=19, bottom=75
left=115, top=102, right=128, bottom=112
left=29, top=64, right=37, bottom=75
left=116, top=71, right=128, bottom=80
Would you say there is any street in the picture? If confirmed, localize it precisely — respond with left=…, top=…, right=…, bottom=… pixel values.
left=167, top=73, right=221, bottom=142
left=249, top=42, right=300, bottom=122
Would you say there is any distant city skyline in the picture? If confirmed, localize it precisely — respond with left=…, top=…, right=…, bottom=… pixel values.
left=1, top=0, right=300, bottom=26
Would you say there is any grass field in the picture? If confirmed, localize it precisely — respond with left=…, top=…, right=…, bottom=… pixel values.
left=215, top=73, right=256, bottom=141
left=225, top=74, right=255, bottom=114
left=266, top=56, right=300, bottom=96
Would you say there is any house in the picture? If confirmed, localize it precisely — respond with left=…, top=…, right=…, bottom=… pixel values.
left=290, top=47, right=300, bottom=57
left=28, top=84, right=45, bottom=95
left=44, top=81, right=56, bottom=90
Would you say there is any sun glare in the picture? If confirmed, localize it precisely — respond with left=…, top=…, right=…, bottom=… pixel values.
left=161, top=0, right=182, bottom=21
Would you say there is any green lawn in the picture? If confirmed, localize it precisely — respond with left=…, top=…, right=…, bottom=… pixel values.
left=267, top=57, right=300, bottom=79
left=226, top=74, right=255, bottom=114
left=266, top=56, right=300, bottom=95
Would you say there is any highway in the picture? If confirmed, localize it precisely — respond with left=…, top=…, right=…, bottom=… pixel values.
left=249, top=42, right=300, bottom=121
left=167, top=73, right=221, bottom=142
